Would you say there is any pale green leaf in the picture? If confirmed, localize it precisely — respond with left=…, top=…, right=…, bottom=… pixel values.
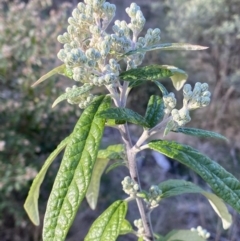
left=162, top=230, right=206, bottom=241
left=97, top=144, right=124, bottom=159
left=124, top=43, right=208, bottom=56
left=175, top=127, right=228, bottom=141
left=84, top=200, right=128, bottom=241
left=86, top=158, right=110, bottom=210
left=148, top=140, right=240, bottom=216
left=159, top=179, right=232, bottom=229
left=42, top=95, right=111, bottom=241
left=24, top=136, right=70, bottom=226
left=31, top=64, right=66, bottom=87
left=98, top=107, right=150, bottom=128
left=119, top=219, right=133, bottom=235
left=161, top=65, right=188, bottom=90
left=105, top=160, right=126, bottom=174
left=52, top=84, right=93, bottom=107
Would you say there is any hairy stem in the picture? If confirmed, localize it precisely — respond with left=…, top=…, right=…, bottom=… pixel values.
left=118, top=124, right=155, bottom=241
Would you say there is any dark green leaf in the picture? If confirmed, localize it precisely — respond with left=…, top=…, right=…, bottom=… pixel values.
left=84, top=200, right=128, bottom=241
left=31, top=64, right=66, bottom=87
left=175, top=127, right=228, bottom=141
left=98, top=107, right=150, bottom=128
left=24, top=136, right=70, bottom=226
left=120, top=65, right=173, bottom=81
left=145, top=95, right=165, bottom=128
left=128, top=79, right=145, bottom=88
left=52, top=84, right=93, bottom=107
left=124, top=43, right=208, bottom=56
left=148, top=140, right=240, bottom=214
left=159, top=179, right=232, bottom=229
left=42, top=95, right=111, bottom=241
left=153, top=81, right=169, bottom=96
left=162, top=230, right=206, bottom=241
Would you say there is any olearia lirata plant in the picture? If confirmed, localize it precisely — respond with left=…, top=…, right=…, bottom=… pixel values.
left=24, top=1, right=240, bottom=241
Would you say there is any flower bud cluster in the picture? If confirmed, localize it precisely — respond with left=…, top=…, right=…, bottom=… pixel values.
left=133, top=219, right=144, bottom=235
left=126, top=3, right=146, bottom=37
left=171, top=107, right=191, bottom=126
left=56, top=0, right=162, bottom=108
left=183, top=82, right=211, bottom=110
left=121, top=176, right=139, bottom=197
left=163, top=93, right=177, bottom=114
left=145, top=185, right=162, bottom=208
left=65, top=85, right=94, bottom=108
left=191, top=226, right=210, bottom=239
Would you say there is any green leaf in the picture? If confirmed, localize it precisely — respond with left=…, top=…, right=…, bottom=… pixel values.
left=120, top=65, right=173, bottom=81
left=128, top=79, right=145, bottom=88
left=31, top=64, right=66, bottom=87
left=84, top=200, right=128, bottom=241
left=42, top=95, right=111, bottom=241
left=174, top=127, right=228, bottom=141
left=164, top=120, right=177, bottom=136
left=120, top=65, right=187, bottom=91
left=124, top=43, right=208, bottom=56
left=97, top=144, right=125, bottom=160
left=105, top=160, right=126, bottom=174
left=119, top=219, right=133, bottom=235
left=162, top=229, right=206, bottom=241
left=52, top=84, right=93, bottom=107
left=153, top=81, right=169, bottom=96
left=159, top=179, right=232, bottom=229
left=145, top=95, right=165, bottom=128
left=161, top=65, right=188, bottom=90
left=98, top=107, right=150, bottom=128
left=24, top=136, right=70, bottom=226
left=86, top=158, right=110, bottom=210
left=148, top=140, right=240, bottom=215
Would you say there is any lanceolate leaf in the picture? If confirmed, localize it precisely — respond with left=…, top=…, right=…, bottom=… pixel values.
left=105, top=160, right=126, bottom=174
left=119, top=65, right=173, bottom=81
left=148, top=140, right=240, bottom=214
left=24, top=136, right=70, bottom=226
left=124, top=43, right=208, bottom=56
left=84, top=200, right=128, bottom=241
left=153, top=81, right=169, bottom=96
left=31, top=64, right=66, bottom=87
left=145, top=95, right=165, bottom=128
left=86, top=158, right=110, bottom=210
left=174, top=127, right=228, bottom=141
left=98, top=107, right=150, bottom=128
left=52, top=84, right=93, bottom=107
left=159, top=179, right=232, bottom=229
left=86, top=145, right=124, bottom=209
left=42, top=95, right=111, bottom=241
left=161, top=229, right=206, bottom=241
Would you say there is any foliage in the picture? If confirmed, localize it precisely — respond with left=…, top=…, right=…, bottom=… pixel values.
left=23, top=1, right=240, bottom=241
left=0, top=0, right=74, bottom=239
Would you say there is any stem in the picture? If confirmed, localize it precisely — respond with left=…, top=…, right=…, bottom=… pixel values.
left=118, top=124, right=155, bottom=241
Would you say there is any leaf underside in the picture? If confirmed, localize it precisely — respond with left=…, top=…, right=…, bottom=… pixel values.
left=148, top=140, right=240, bottom=213
left=84, top=200, right=128, bottom=241
left=42, top=95, right=111, bottom=241
left=31, top=64, right=66, bottom=87
left=24, top=136, right=70, bottom=226
left=124, top=43, right=208, bottom=56
left=159, top=179, right=232, bottom=229
left=175, top=127, right=228, bottom=141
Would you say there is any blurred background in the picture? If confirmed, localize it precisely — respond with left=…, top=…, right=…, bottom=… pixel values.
left=0, top=0, right=240, bottom=240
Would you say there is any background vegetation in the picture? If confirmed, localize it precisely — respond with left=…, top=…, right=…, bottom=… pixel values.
left=0, top=0, right=240, bottom=240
